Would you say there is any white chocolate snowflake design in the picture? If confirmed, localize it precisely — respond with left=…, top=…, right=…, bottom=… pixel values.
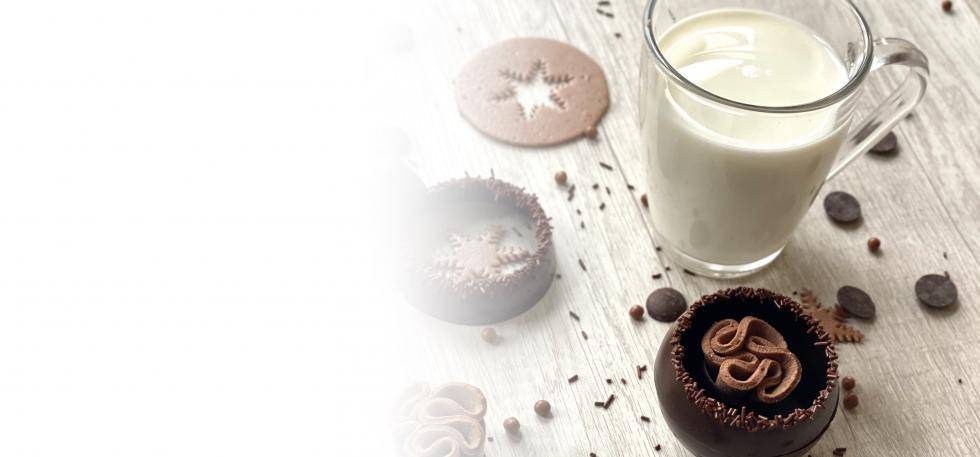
left=427, top=226, right=530, bottom=286
left=491, top=59, right=574, bottom=120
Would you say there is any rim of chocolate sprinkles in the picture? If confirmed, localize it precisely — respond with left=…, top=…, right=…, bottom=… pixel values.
left=422, top=176, right=554, bottom=300
left=668, top=287, right=838, bottom=432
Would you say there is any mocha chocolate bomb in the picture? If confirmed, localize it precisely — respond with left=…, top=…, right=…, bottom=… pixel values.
left=653, top=287, right=839, bottom=457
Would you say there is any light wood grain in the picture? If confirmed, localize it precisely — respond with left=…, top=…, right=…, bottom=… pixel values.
left=389, top=0, right=980, bottom=455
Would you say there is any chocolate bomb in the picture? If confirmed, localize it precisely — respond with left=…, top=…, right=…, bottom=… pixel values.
left=399, top=176, right=556, bottom=325
left=653, top=287, right=839, bottom=457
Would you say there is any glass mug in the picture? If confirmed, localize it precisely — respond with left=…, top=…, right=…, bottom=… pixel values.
left=640, top=0, right=928, bottom=277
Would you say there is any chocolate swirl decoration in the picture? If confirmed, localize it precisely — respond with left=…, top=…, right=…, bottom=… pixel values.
left=701, top=316, right=802, bottom=404
left=392, top=383, right=487, bottom=457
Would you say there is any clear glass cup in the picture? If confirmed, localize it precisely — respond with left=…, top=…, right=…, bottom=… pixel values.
left=640, top=0, right=929, bottom=278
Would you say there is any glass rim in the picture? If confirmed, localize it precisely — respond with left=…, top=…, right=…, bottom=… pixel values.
left=643, top=0, right=875, bottom=114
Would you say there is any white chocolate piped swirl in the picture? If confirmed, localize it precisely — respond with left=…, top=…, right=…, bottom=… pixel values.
left=392, top=383, right=487, bottom=457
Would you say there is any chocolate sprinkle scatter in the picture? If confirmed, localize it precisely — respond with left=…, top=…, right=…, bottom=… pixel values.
left=599, top=161, right=614, bottom=171
left=640, top=415, right=651, bottom=422
left=837, top=285, right=876, bottom=319
left=568, top=184, right=576, bottom=201
left=581, top=221, right=586, bottom=229
left=578, top=258, right=587, bottom=272
left=606, top=378, right=612, bottom=384
left=652, top=273, right=662, bottom=279
left=568, top=374, right=579, bottom=384
left=605, top=186, right=611, bottom=195
left=824, top=191, right=861, bottom=223
left=640, top=194, right=649, bottom=208
left=614, top=32, right=622, bottom=39
left=599, top=202, right=606, bottom=211
left=682, top=269, right=696, bottom=276
left=627, top=184, right=635, bottom=191
left=569, top=311, right=580, bottom=321
left=582, top=330, right=589, bottom=340
left=833, top=448, right=847, bottom=456
left=594, top=401, right=605, bottom=407
left=620, top=378, right=627, bottom=385
left=603, top=394, right=615, bottom=409
left=592, top=183, right=599, bottom=190
left=598, top=0, right=610, bottom=5
left=590, top=453, right=597, bottom=457
left=646, top=287, right=687, bottom=322
left=637, top=365, right=647, bottom=380
left=916, top=274, right=958, bottom=308
left=655, top=444, right=662, bottom=451
left=655, top=246, right=662, bottom=252
left=670, top=287, right=839, bottom=432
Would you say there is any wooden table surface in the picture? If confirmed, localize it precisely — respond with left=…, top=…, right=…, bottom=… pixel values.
left=389, top=0, right=980, bottom=455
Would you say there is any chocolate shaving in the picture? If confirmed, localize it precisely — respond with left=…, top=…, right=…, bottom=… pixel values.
left=669, top=287, right=839, bottom=432
left=701, top=317, right=803, bottom=404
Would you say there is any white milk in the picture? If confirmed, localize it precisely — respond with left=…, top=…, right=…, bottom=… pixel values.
left=644, top=9, right=851, bottom=266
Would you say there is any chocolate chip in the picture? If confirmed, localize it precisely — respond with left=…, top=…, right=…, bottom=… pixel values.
left=843, top=393, right=859, bottom=410
left=867, top=237, right=881, bottom=252
left=915, top=274, right=958, bottom=308
left=871, top=131, right=898, bottom=154
left=842, top=376, right=856, bottom=391
left=824, top=191, right=861, bottom=223
left=837, top=286, right=875, bottom=319
left=554, top=171, right=568, bottom=186
left=629, top=305, right=645, bottom=321
left=480, top=327, right=498, bottom=344
left=645, top=287, right=687, bottom=322
left=534, top=400, right=551, bottom=417
left=503, top=417, right=520, bottom=433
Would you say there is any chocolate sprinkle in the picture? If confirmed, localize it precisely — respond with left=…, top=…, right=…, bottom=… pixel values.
left=581, top=330, right=589, bottom=340
left=915, top=274, right=958, bottom=308
left=578, top=258, right=587, bottom=271
left=568, top=374, right=579, bottom=383
left=640, top=415, right=651, bottom=422
left=652, top=273, right=662, bottom=279
left=669, top=287, right=839, bottom=432
left=569, top=311, right=580, bottom=321
left=599, top=161, right=613, bottom=171
left=603, top=394, right=615, bottom=409
left=834, top=447, right=847, bottom=456
left=646, top=287, right=687, bottom=322
left=824, top=191, right=861, bottom=223
left=837, top=285, right=876, bottom=319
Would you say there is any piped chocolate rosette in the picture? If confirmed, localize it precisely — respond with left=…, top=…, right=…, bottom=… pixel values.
left=701, top=316, right=802, bottom=404
left=392, top=383, right=488, bottom=457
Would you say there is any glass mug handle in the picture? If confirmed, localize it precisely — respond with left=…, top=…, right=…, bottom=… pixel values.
left=826, top=37, right=930, bottom=180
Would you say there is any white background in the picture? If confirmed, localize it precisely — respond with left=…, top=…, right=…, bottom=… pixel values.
left=0, top=0, right=405, bottom=454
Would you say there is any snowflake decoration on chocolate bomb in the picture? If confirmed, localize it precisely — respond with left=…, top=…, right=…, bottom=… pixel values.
left=491, top=59, right=574, bottom=120
left=427, top=226, right=530, bottom=288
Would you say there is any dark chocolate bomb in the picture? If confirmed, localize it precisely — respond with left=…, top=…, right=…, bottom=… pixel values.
left=653, top=288, right=839, bottom=457
left=399, top=176, right=556, bottom=325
